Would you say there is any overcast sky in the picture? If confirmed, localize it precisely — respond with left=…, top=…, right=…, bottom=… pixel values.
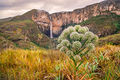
left=0, top=0, right=104, bottom=19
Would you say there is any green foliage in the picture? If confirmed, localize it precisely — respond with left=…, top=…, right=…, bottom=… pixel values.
left=114, top=22, right=120, bottom=32
left=57, top=25, right=98, bottom=56
left=57, top=25, right=98, bottom=79
left=80, top=13, right=120, bottom=26
left=80, top=13, right=120, bottom=36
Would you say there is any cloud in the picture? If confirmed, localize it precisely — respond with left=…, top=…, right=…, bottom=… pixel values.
left=0, top=0, right=104, bottom=19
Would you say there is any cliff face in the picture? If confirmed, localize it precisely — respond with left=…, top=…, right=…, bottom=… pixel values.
left=32, top=10, right=51, bottom=36
left=32, top=0, right=120, bottom=37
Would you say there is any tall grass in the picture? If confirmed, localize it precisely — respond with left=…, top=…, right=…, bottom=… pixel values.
left=0, top=49, right=66, bottom=80
left=90, top=45, right=120, bottom=80
left=0, top=45, right=120, bottom=80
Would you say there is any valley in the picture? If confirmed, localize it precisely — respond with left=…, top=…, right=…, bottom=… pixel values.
left=0, top=0, right=120, bottom=80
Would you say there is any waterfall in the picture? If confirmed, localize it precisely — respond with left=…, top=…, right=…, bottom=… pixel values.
left=50, top=20, right=53, bottom=38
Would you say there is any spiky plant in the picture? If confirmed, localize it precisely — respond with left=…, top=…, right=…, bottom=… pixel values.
left=57, top=25, right=98, bottom=79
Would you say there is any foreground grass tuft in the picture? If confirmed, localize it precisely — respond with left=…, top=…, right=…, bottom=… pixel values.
left=0, top=49, right=66, bottom=80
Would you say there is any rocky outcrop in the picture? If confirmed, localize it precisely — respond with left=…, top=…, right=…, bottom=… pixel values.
left=32, top=0, right=120, bottom=37
left=32, top=10, right=51, bottom=36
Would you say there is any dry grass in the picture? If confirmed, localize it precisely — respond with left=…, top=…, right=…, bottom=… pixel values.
left=90, top=45, right=120, bottom=80
left=0, top=45, right=120, bottom=80
left=0, top=49, right=66, bottom=80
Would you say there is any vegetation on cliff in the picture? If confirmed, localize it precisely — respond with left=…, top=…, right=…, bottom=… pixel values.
left=80, top=13, right=120, bottom=37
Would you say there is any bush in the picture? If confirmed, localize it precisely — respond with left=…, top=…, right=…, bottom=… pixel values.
left=115, top=22, right=120, bottom=32
left=57, top=25, right=98, bottom=79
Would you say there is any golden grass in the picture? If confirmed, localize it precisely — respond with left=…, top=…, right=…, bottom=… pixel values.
left=90, top=45, right=120, bottom=80
left=0, top=45, right=120, bottom=80
left=0, top=49, right=66, bottom=80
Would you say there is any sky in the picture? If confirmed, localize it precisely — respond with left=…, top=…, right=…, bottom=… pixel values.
left=0, top=0, right=104, bottom=19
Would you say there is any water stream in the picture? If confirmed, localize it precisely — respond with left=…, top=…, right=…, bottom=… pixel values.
left=50, top=17, right=53, bottom=38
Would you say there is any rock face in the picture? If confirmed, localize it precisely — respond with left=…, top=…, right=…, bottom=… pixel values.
left=32, top=0, right=120, bottom=37
left=32, top=10, right=51, bottom=36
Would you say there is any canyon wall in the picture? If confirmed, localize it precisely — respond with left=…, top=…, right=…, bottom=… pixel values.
left=32, top=0, right=120, bottom=37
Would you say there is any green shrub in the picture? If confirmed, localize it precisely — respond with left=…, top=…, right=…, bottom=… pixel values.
left=115, top=22, right=120, bottom=31
left=57, top=25, right=98, bottom=79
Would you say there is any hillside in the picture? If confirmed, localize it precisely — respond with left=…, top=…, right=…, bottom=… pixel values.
left=12, top=9, right=38, bottom=21
left=79, top=13, right=120, bottom=37
left=98, top=33, right=120, bottom=45
left=0, top=20, right=55, bottom=50
left=0, top=17, right=13, bottom=23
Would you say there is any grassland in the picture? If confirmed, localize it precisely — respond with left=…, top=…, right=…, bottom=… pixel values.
left=98, top=33, right=120, bottom=46
left=0, top=49, right=66, bottom=80
left=0, top=45, right=120, bottom=80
